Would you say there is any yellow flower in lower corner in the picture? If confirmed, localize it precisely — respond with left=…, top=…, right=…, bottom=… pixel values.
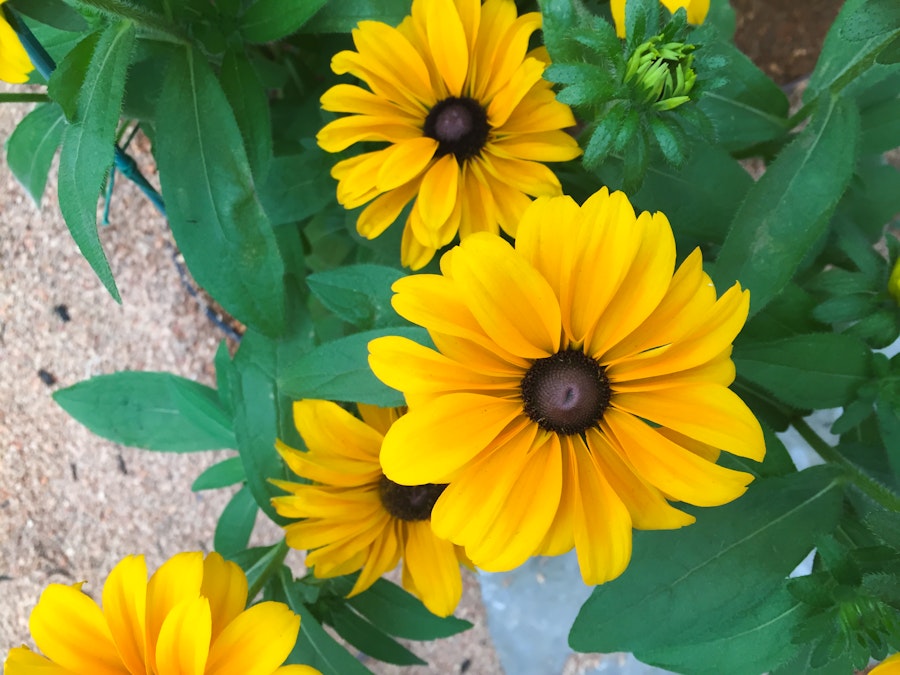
left=611, top=0, right=710, bottom=38
left=874, top=653, right=900, bottom=674
left=271, top=400, right=466, bottom=617
left=368, top=187, right=765, bottom=586
left=0, top=0, right=34, bottom=84
left=3, top=551, right=321, bottom=675
left=317, top=0, right=582, bottom=270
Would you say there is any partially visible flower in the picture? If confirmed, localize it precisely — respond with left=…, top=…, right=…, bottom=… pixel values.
left=271, top=400, right=467, bottom=617
left=611, top=0, right=710, bottom=38
left=3, top=551, right=320, bottom=675
left=317, top=0, right=581, bottom=270
left=889, top=258, right=900, bottom=305
left=369, top=188, right=764, bottom=585
left=873, top=653, right=900, bottom=674
left=0, top=0, right=34, bottom=84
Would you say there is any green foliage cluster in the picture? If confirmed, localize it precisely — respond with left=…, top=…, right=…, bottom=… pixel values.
left=3, top=0, right=900, bottom=672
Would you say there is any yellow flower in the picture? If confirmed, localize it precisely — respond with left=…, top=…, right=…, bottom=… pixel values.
left=611, top=0, right=710, bottom=38
left=317, top=0, right=582, bottom=270
left=873, top=653, right=900, bottom=674
left=271, top=400, right=467, bottom=617
left=889, top=258, right=900, bottom=305
left=0, top=0, right=34, bottom=84
left=368, top=188, right=765, bottom=585
left=3, top=551, right=321, bottom=675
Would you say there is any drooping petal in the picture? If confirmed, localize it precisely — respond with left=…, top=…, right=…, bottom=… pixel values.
left=376, top=137, right=437, bottom=192
left=205, top=603, right=300, bottom=675
left=350, top=520, right=402, bottom=597
left=357, top=179, right=421, bottom=241
left=316, top=115, right=422, bottom=153
left=292, top=400, right=382, bottom=462
left=403, top=521, right=463, bottom=617
left=276, top=441, right=382, bottom=488
left=380, top=392, right=522, bottom=484
left=612, top=383, right=765, bottom=461
left=102, top=555, right=148, bottom=675
left=415, top=154, right=460, bottom=244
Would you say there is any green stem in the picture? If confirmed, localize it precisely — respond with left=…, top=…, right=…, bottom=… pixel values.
left=247, top=539, right=290, bottom=602
left=0, top=93, right=49, bottom=103
left=794, top=417, right=900, bottom=512
left=74, top=0, right=188, bottom=43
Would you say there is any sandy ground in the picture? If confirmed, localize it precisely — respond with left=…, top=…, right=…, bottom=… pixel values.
left=0, top=87, right=502, bottom=673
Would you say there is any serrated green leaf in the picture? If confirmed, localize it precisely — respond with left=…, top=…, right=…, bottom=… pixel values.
left=327, top=605, right=426, bottom=666
left=734, top=333, right=872, bottom=409
left=5, top=103, right=65, bottom=204
left=214, top=484, right=257, bottom=556
left=220, top=47, right=272, bottom=180
left=569, top=467, right=843, bottom=655
left=584, top=103, right=629, bottom=168
left=53, top=372, right=236, bottom=451
left=240, top=0, right=329, bottom=42
left=848, top=309, right=900, bottom=349
left=48, top=30, right=99, bottom=122
left=278, top=327, right=431, bottom=407
left=876, top=390, right=900, bottom=478
left=307, top=264, right=406, bottom=330
left=648, top=116, right=687, bottom=166
left=192, top=456, right=245, bottom=491
left=57, top=20, right=135, bottom=303
left=155, top=45, right=286, bottom=337
left=12, top=0, right=89, bottom=31
left=347, top=578, right=472, bottom=640
left=712, top=96, right=860, bottom=317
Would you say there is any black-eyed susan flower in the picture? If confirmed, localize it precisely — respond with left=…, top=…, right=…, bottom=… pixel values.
left=368, top=188, right=765, bottom=586
left=316, top=0, right=582, bottom=270
left=271, top=400, right=467, bottom=617
left=3, top=551, right=320, bottom=675
left=0, top=0, right=34, bottom=84
left=611, top=0, right=709, bottom=38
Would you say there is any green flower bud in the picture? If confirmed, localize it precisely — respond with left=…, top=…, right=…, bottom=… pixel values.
left=624, top=35, right=697, bottom=111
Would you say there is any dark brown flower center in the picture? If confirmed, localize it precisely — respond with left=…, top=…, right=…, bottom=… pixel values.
left=520, top=349, right=611, bottom=435
left=378, top=475, right=447, bottom=521
left=424, top=96, right=490, bottom=161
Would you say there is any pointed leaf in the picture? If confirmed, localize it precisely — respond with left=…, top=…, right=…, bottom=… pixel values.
left=5, top=103, right=65, bottom=204
left=239, top=0, right=329, bottom=42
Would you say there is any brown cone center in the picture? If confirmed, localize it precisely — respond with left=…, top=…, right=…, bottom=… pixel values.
left=378, top=476, right=447, bottom=521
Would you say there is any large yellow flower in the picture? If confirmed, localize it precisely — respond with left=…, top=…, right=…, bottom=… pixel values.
left=611, top=0, right=709, bottom=38
left=873, top=653, right=900, bottom=674
left=368, top=188, right=765, bottom=585
left=3, top=551, right=320, bottom=675
left=271, top=400, right=467, bottom=617
left=0, top=0, right=34, bottom=84
left=317, top=0, right=582, bottom=270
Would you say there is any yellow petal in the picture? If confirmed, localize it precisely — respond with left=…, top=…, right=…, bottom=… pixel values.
left=571, top=443, right=633, bottom=585
left=502, top=85, right=578, bottom=135
left=612, top=383, right=765, bottom=461
left=146, top=552, right=205, bottom=673
left=273, top=667, right=324, bottom=675
left=29, top=584, right=124, bottom=675
left=282, top=511, right=386, bottom=552
left=479, top=153, right=562, bottom=198
left=154, top=598, right=211, bottom=675
left=376, top=137, right=437, bottom=192
left=271, top=485, right=382, bottom=520
left=610, top=0, right=627, bottom=38
left=603, top=409, right=754, bottom=507
left=331, top=50, right=428, bottom=115
left=357, top=180, right=420, bottom=240
left=380, top=392, right=522, bottom=484
left=457, top=163, right=497, bottom=239
left=349, top=520, right=402, bottom=597
left=451, top=233, right=561, bottom=358
left=486, top=57, right=545, bottom=128
left=609, top=349, right=736, bottom=391
left=587, top=428, right=695, bottom=530
left=473, top=165, right=532, bottom=237
left=316, top=115, right=422, bottom=153
left=369, top=335, right=518, bottom=396
left=357, top=404, right=403, bottom=436
left=415, top=154, right=460, bottom=240
left=401, top=215, right=439, bottom=270
left=320, top=83, right=416, bottom=120
left=102, top=555, right=148, bottom=675
left=403, top=521, right=463, bottom=617
left=425, top=0, right=469, bottom=96
left=534, top=436, right=577, bottom=557
left=352, top=21, right=433, bottom=101
left=276, top=440, right=382, bottom=488
left=469, top=0, right=517, bottom=99
left=477, top=9, right=541, bottom=101
left=490, top=131, right=582, bottom=163
left=200, top=553, right=248, bottom=642
left=0, top=18, right=33, bottom=84
left=293, top=400, right=382, bottom=462
left=206, top=602, right=300, bottom=675
left=3, top=646, right=72, bottom=673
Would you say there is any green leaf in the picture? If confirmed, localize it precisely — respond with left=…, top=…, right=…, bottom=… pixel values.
left=839, top=0, right=900, bottom=42
left=155, top=45, right=286, bottom=337
left=860, top=96, right=900, bottom=155
left=876, top=390, right=900, bottom=478
left=48, top=30, right=99, bottom=122
left=192, top=455, right=245, bottom=491
left=228, top=541, right=289, bottom=595
left=346, top=578, right=471, bottom=640
left=5, top=103, right=65, bottom=204
left=219, top=47, right=272, bottom=180
left=12, top=0, right=89, bottom=31
left=569, top=467, right=843, bottom=656
left=637, top=586, right=806, bottom=675
left=214, top=484, right=257, bottom=557
left=300, top=0, right=411, bottom=33
left=239, top=0, right=329, bottom=42
left=279, top=573, right=374, bottom=675
left=712, top=96, right=860, bottom=317
left=812, top=294, right=880, bottom=324
left=278, top=327, right=430, bottom=407
left=327, top=604, right=426, bottom=666
left=307, top=264, right=407, bottom=330
left=57, top=20, right=135, bottom=303
left=734, top=333, right=872, bottom=409
left=53, top=372, right=236, bottom=451
left=214, top=340, right=235, bottom=417
left=258, top=151, right=337, bottom=226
